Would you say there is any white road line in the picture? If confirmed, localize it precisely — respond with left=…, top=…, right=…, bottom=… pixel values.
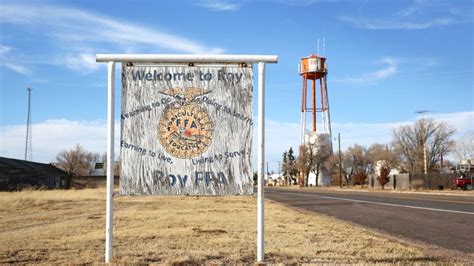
left=271, top=190, right=474, bottom=215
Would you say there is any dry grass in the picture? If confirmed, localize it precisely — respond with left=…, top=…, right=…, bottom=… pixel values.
left=0, top=187, right=444, bottom=264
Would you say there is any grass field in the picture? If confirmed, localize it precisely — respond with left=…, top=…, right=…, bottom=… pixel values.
left=0, top=187, right=448, bottom=264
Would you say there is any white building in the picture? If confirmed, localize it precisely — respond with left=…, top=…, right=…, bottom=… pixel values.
left=305, top=132, right=332, bottom=186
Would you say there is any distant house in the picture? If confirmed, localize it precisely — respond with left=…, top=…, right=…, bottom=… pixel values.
left=0, top=157, right=68, bottom=191
left=373, top=160, right=400, bottom=176
left=266, top=173, right=285, bottom=186
left=91, top=162, right=106, bottom=177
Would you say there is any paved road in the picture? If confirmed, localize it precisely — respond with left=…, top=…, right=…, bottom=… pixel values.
left=265, top=188, right=474, bottom=254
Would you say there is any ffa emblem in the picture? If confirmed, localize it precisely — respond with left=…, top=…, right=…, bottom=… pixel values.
left=158, top=87, right=214, bottom=159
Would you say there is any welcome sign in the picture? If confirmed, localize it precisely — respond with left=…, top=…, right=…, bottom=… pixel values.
left=120, top=64, right=254, bottom=195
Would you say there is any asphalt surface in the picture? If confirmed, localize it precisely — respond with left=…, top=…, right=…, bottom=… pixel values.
left=265, top=187, right=474, bottom=254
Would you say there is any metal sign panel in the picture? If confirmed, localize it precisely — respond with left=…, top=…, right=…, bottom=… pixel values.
left=120, top=64, right=254, bottom=195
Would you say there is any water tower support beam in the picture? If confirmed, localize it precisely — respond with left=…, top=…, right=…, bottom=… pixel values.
left=312, top=79, right=316, bottom=132
left=320, top=78, right=326, bottom=133
left=301, top=77, right=308, bottom=143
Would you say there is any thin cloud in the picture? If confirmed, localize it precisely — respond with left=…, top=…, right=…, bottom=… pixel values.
left=64, top=53, right=101, bottom=73
left=371, top=58, right=397, bottom=79
left=0, top=4, right=225, bottom=72
left=335, top=57, right=397, bottom=85
left=0, top=119, right=120, bottom=163
left=0, top=44, right=32, bottom=76
left=3, top=62, right=32, bottom=76
left=339, top=16, right=454, bottom=30
left=198, top=0, right=239, bottom=11
left=0, top=45, right=12, bottom=55
left=396, top=0, right=429, bottom=17
left=270, top=0, right=346, bottom=6
left=339, top=0, right=465, bottom=30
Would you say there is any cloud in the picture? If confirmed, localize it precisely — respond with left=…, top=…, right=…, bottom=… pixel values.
left=0, top=44, right=32, bottom=76
left=64, top=53, right=101, bottom=73
left=339, top=16, right=454, bottom=30
left=396, top=0, right=429, bottom=17
left=2, top=112, right=472, bottom=173
left=0, top=119, right=119, bottom=163
left=335, top=57, right=397, bottom=85
left=0, top=4, right=225, bottom=72
left=198, top=0, right=239, bottom=11
left=0, top=45, right=12, bottom=55
left=420, top=111, right=474, bottom=132
left=371, top=58, right=397, bottom=79
left=339, top=0, right=467, bottom=30
left=270, top=0, right=346, bottom=6
left=3, top=62, right=32, bottom=75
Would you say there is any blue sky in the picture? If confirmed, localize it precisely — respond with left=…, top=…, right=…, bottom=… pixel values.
left=0, top=0, right=473, bottom=171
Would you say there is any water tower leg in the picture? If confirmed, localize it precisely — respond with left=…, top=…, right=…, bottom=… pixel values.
left=311, top=79, right=316, bottom=132
left=302, top=77, right=307, bottom=142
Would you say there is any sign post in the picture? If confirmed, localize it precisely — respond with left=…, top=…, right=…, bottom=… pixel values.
left=96, top=54, right=277, bottom=263
left=105, top=61, right=115, bottom=263
left=257, top=62, right=265, bottom=262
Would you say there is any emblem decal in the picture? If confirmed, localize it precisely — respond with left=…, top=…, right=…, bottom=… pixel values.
left=158, top=87, right=214, bottom=158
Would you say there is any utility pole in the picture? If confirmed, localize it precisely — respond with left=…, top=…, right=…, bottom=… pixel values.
left=266, top=161, right=269, bottom=186
left=415, top=110, right=429, bottom=174
left=338, top=133, right=342, bottom=188
left=25, top=87, right=32, bottom=161
left=423, top=141, right=427, bottom=174
left=421, top=123, right=427, bottom=174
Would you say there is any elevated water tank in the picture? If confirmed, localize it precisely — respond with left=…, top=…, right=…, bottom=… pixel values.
left=305, top=132, right=332, bottom=158
left=298, top=54, right=327, bottom=79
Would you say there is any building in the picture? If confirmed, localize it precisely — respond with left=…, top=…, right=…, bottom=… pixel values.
left=0, top=157, right=68, bottom=190
left=265, top=173, right=293, bottom=186
left=91, top=162, right=106, bottom=176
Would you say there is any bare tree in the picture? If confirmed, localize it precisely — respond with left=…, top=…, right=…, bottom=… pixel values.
left=328, top=151, right=350, bottom=186
left=392, top=118, right=455, bottom=173
left=296, top=136, right=332, bottom=187
left=368, top=143, right=399, bottom=169
left=345, top=144, right=372, bottom=187
left=99, top=152, right=107, bottom=164
left=296, top=145, right=311, bottom=186
left=453, top=131, right=474, bottom=161
left=55, top=144, right=96, bottom=188
left=329, top=143, right=398, bottom=187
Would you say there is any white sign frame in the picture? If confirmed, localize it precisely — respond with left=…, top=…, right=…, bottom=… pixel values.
left=96, top=54, right=278, bottom=263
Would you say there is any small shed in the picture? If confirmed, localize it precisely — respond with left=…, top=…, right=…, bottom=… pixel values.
left=0, top=157, right=68, bottom=190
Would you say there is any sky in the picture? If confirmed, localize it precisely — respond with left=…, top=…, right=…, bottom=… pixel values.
left=0, top=0, right=473, bottom=172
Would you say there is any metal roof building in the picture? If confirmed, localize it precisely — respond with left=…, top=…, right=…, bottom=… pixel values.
left=0, top=157, right=68, bottom=190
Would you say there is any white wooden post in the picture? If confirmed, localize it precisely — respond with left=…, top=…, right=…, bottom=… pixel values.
left=105, top=61, right=115, bottom=263
left=257, top=62, right=265, bottom=262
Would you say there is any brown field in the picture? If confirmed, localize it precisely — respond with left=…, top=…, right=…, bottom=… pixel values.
left=0, top=187, right=449, bottom=264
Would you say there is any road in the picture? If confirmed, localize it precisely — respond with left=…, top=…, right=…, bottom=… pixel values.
left=265, top=187, right=474, bottom=254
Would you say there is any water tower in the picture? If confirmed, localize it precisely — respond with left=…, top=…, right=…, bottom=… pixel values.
left=298, top=54, right=333, bottom=185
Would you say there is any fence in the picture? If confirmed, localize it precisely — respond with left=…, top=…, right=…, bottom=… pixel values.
left=368, top=173, right=455, bottom=190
